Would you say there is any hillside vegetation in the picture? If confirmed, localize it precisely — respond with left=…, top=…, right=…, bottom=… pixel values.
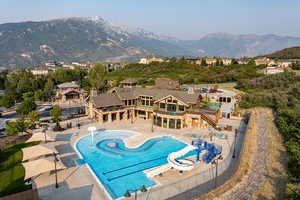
left=263, top=46, right=300, bottom=59
left=107, top=59, right=262, bottom=85
left=237, top=72, right=300, bottom=199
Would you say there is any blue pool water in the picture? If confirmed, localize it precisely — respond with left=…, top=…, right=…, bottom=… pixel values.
left=75, top=130, right=194, bottom=199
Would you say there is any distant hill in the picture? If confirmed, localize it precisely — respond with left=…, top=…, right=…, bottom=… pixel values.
left=171, top=33, right=300, bottom=58
left=1, top=17, right=300, bottom=68
left=261, top=46, right=300, bottom=59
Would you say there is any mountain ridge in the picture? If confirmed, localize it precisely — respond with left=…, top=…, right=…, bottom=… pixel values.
left=1, top=16, right=300, bottom=68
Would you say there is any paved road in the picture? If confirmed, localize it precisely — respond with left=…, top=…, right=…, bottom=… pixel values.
left=181, top=83, right=237, bottom=90
left=216, top=112, right=268, bottom=200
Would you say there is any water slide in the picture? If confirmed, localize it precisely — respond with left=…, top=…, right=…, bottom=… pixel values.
left=167, top=145, right=196, bottom=171
left=144, top=145, right=196, bottom=177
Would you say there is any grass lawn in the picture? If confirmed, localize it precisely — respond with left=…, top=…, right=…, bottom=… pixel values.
left=0, top=141, right=40, bottom=197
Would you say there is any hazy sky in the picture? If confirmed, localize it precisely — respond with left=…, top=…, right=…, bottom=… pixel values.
left=0, top=0, right=299, bottom=39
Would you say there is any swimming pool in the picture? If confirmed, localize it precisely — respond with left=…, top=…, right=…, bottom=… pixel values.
left=75, top=130, right=194, bottom=199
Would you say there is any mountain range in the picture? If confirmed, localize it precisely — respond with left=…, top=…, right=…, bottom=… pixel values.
left=1, top=16, right=300, bottom=68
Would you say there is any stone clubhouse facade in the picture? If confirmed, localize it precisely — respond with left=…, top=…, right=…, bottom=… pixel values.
left=86, top=86, right=221, bottom=130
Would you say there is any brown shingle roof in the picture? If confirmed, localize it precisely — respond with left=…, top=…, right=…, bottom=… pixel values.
left=120, top=78, right=138, bottom=84
left=57, top=82, right=79, bottom=88
left=92, top=93, right=123, bottom=108
left=108, top=87, right=200, bottom=104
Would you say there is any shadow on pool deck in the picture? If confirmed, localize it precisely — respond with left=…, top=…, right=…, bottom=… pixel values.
left=38, top=182, right=93, bottom=200
left=55, top=133, right=73, bottom=141
left=55, top=143, right=75, bottom=154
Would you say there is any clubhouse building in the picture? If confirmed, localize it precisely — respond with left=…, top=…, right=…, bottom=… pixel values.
left=87, top=83, right=221, bottom=130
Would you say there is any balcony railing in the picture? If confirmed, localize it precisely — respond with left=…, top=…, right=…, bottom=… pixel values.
left=98, top=106, right=127, bottom=113
left=153, top=109, right=186, bottom=116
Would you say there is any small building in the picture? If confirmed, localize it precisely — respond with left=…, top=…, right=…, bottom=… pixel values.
left=139, top=57, right=164, bottom=64
left=276, top=60, right=292, bottom=68
left=31, top=67, right=53, bottom=76
left=237, top=59, right=249, bottom=65
left=186, top=58, right=202, bottom=65
left=155, top=78, right=180, bottom=90
left=221, top=58, right=232, bottom=65
left=205, top=58, right=217, bottom=66
left=120, top=78, right=138, bottom=88
left=264, top=66, right=284, bottom=75
left=255, top=58, right=275, bottom=66
left=56, top=82, right=86, bottom=104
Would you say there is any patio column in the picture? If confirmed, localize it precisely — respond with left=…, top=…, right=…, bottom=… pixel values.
left=167, top=118, right=170, bottom=129
left=108, top=113, right=112, bottom=123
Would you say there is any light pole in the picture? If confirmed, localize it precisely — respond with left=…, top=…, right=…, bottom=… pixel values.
left=151, top=113, right=155, bottom=133
left=232, top=129, right=238, bottom=158
left=43, top=126, right=48, bottom=143
left=53, top=152, right=59, bottom=188
left=124, top=185, right=147, bottom=200
left=211, top=155, right=223, bottom=189
left=88, top=126, right=96, bottom=145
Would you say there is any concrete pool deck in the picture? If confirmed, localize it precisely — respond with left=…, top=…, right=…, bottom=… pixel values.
left=33, top=117, right=245, bottom=200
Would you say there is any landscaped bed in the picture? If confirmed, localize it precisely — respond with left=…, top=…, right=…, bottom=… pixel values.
left=0, top=139, right=40, bottom=197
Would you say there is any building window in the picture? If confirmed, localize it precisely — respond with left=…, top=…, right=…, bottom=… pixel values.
left=150, top=101, right=154, bottom=106
left=173, top=100, right=177, bottom=103
left=128, top=100, right=132, bottom=106
left=142, top=100, right=146, bottom=106
left=160, top=103, right=166, bottom=109
left=157, top=116, right=162, bottom=127
left=169, top=119, right=176, bottom=129
left=138, top=110, right=146, bottom=115
left=178, top=105, right=185, bottom=111
left=167, top=104, right=176, bottom=112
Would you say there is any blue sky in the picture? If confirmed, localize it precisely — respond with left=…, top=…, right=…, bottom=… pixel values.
left=0, top=0, right=299, bottom=39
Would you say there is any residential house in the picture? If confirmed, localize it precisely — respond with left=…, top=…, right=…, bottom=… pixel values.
left=87, top=87, right=221, bottom=130
left=276, top=60, right=292, bottom=68
left=205, top=58, right=217, bottom=66
left=56, top=82, right=86, bottom=104
left=31, top=67, right=53, bottom=76
left=264, top=66, right=284, bottom=75
left=139, top=57, right=164, bottom=64
left=255, top=58, right=275, bottom=66
left=237, top=59, right=249, bottom=65
left=186, top=58, right=202, bottom=65
left=221, top=58, right=232, bottom=65
left=120, top=78, right=138, bottom=88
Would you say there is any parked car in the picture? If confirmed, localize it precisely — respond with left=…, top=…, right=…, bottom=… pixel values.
left=0, top=132, right=6, bottom=138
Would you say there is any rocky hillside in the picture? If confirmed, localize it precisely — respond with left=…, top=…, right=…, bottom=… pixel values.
left=172, top=33, right=300, bottom=58
left=1, top=17, right=300, bottom=68
left=261, top=46, right=300, bottom=59
left=0, top=17, right=192, bottom=68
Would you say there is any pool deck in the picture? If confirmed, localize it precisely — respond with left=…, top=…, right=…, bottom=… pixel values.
left=33, top=117, right=244, bottom=200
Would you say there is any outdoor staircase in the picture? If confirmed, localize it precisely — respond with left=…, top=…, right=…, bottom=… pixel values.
left=199, top=112, right=219, bottom=130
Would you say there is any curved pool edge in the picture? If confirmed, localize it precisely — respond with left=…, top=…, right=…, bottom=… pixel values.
left=73, top=129, right=190, bottom=200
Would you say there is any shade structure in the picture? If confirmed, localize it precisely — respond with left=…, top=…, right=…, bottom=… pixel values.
left=23, top=157, right=66, bottom=180
left=26, top=132, right=54, bottom=143
left=22, top=143, right=58, bottom=161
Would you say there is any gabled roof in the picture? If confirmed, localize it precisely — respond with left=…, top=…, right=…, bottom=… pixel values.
left=57, top=82, right=79, bottom=88
left=108, top=87, right=200, bottom=105
left=120, top=78, right=138, bottom=84
left=92, top=93, right=123, bottom=108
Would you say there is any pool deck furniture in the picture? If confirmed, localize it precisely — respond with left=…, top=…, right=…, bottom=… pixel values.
left=32, top=117, right=245, bottom=200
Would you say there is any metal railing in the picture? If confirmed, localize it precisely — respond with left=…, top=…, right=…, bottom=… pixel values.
left=131, top=118, right=249, bottom=200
